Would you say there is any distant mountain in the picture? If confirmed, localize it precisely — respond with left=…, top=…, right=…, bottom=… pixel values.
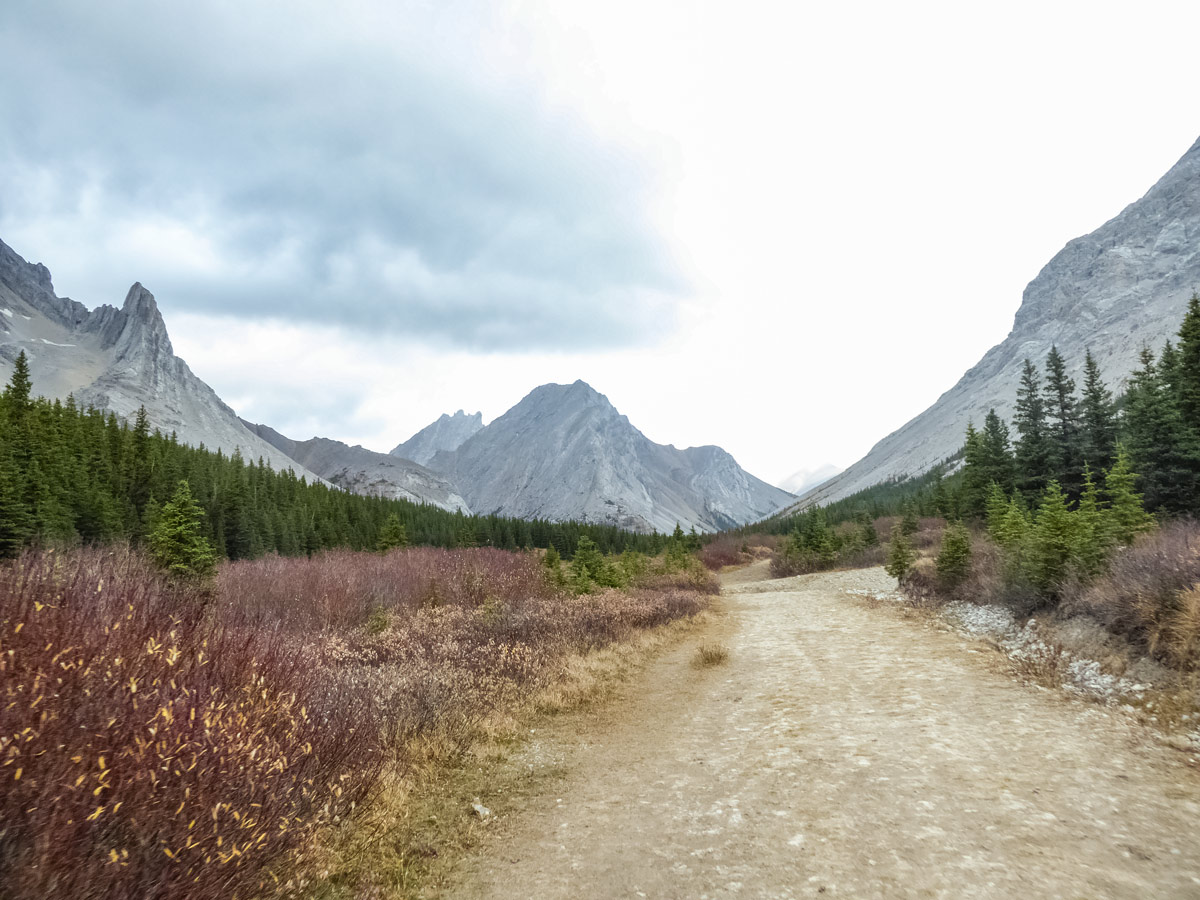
left=0, top=238, right=316, bottom=480
left=791, top=133, right=1200, bottom=511
left=778, top=463, right=842, bottom=495
left=391, top=409, right=483, bottom=466
left=242, top=420, right=470, bottom=512
left=426, top=380, right=792, bottom=532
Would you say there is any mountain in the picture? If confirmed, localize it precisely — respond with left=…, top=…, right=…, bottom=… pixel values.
left=792, top=133, right=1200, bottom=510
left=391, top=410, right=483, bottom=465
left=778, top=463, right=842, bottom=495
left=242, top=421, right=471, bottom=512
left=427, top=380, right=792, bottom=532
left=0, top=238, right=317, bottom=479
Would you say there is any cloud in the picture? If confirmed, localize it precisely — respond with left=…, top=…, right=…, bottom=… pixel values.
left=0, top=0, right=683, bottom=350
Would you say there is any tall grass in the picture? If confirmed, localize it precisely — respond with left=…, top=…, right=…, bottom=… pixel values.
left=1, top=545, right=709, bottom=898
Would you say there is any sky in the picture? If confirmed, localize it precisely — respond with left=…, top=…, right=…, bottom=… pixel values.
left=2, top=0, right=1199, bottom=487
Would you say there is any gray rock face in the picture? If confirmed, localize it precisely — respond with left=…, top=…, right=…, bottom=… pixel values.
left=429, top=380, right=793, bottom=532
left=242, top=421, right=471, bottom=512
left=791, top=133, right=1200, bottom=511
left=0, top=239, right=317, bottom=479
left=391, top=409, right=483, bottom=465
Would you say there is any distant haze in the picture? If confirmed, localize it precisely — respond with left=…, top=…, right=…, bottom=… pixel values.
left=2, top=0, right=1199, bottom=484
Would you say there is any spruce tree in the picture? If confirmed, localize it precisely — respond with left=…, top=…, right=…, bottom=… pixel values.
left=1079, top=350, right=1117, bottom=472
left=961, top=422, right=990, bottom=518
left=981, top=410, right=1016, bottom=493
left=149, top=480, right=217, bottom=583
left=1030, top=481, right=1076, bottom=595
left=377, top=513, right=409, bottom=552
left=1043, top=346, right=1081, bottom=496
left=1072, top=466, right=1109, bottom=577
left=1122, top=347, right=1200, bottom=513
left=1013, top=359, right=1054, bottom=499
left=1177, top=293, right=1200, bottom=430
left=1103, top=447, right=1153, bottom=545
left=885, top=524, right=915, bottom=580
left=935, top=522, right=972, bottom=589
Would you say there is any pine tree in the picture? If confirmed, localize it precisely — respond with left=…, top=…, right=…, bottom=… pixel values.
left=1030, top=480, right=1076, bottom=594
left=1072, top=466, right=1109, bottom=577
left=885, top=524, right=915, bottom=580
left=1177, top=293, right=1200, bottom=430
left=961, top=422, right=990, bottom=518
left=935, top=521, right=972, bottom=589
left=985, top=482, right=1009, bottom=541
left=1122, top=347, right=1200, bottom=513
left=1013, top=359, right=1054, bottom=499
left=1079, top=350, right=1117, bottom=472
left=2, top=350, right=33, bottom=415
left=900, top=501, right=920, bottom=536
left=149, top=480, right=217, bottom=583
left=981, top=410, right=1016, bottom=493
left=377, top=513, right=409, bottom=552
left=1043, top=346, right=1081, bottom=496
left=1103, top=447, right=1153, bottom=545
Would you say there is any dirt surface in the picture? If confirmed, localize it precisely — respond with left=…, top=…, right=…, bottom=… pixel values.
left=446, top=562, right=1200, bottom=899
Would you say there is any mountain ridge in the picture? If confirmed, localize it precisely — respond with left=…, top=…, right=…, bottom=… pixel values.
left=788, top=132, right=1200, bottom=512
left=427, top=379, right=793, bottom=533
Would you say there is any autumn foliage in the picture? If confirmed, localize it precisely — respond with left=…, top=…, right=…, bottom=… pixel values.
left=1, top=545, right=708, bottom=898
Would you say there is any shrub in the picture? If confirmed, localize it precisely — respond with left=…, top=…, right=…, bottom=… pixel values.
left=0, top=547, right=381, bottom=899
left=1068, top=520, right=1200, bottom=668
left=1, top=544, right=713, bottom=897
left=698, top=535, right=743, bottom=571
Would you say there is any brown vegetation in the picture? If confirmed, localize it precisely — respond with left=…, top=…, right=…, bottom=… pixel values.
left=1, top=545, right=711, bottom=898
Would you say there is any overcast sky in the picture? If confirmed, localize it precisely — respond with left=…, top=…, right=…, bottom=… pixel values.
left=2, top=0, right=1199, bottom=486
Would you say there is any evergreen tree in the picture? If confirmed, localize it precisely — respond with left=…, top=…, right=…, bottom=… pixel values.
left=1072, top=466, right=1109, bottom=577
left=1013, top=359, right=1054, bottom=499
left=899, top=501, right=920, bottom=536
left=1177, top=293, right=1200, bottom=431
left=960, top=422, right=990, bottom=518
left=2, top=350, right=33, bottom=414
left=1079, top=349, right=1118, bottom=472
left=1103, top=447, right=1153, bottom=545
left=1030, top=481, right=1077, bottom=594
left=149, top=480, right=217, bottom=583
left=1043, top=346, right=1081, bottom=496
left=884, top=524, right=915, bottom=580
left=935, top=521, right=972, bottom=589
left=377, top=513, right=409, bottom=552
left=1122, top=347, right=1200, bottom=513
left=981, top=410, right=1016, bottom=493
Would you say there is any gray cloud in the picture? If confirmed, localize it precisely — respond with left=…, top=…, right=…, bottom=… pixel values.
left=0, top=0, right=682, bottom=350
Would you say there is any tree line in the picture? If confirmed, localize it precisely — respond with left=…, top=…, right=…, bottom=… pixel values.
left=0, top=353, right=669, bottom=560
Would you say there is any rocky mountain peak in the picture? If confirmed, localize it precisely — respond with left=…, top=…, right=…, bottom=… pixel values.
left=792, top=131, right=1200, bottom=509
left=391, top=407, right=485, bottom=466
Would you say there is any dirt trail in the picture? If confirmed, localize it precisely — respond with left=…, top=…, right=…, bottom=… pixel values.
left=447, top=563, right=1200, bottom=899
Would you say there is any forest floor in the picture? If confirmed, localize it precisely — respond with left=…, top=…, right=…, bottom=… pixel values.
left=423, top=560, right=1200, bottom=899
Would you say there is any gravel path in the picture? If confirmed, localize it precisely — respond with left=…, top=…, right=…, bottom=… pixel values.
left=448, top=563, right=1200, bottom=899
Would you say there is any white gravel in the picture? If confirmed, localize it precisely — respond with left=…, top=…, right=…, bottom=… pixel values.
left=942, top=601, right=1148, bottom=704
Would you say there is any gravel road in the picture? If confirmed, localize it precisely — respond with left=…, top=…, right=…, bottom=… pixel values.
left=447, top=562, right=1200, bottom=899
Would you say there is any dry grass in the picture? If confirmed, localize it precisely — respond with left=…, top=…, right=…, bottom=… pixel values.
left=693, top=642, right=731, bottom=668
left=309, top=611, right=713, bottom=898
left=1066, top=521, right=1200, bottom=669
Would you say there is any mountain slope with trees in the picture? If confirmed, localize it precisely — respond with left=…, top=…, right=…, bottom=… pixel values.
left=792, top=132, right=1200, bottom=510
